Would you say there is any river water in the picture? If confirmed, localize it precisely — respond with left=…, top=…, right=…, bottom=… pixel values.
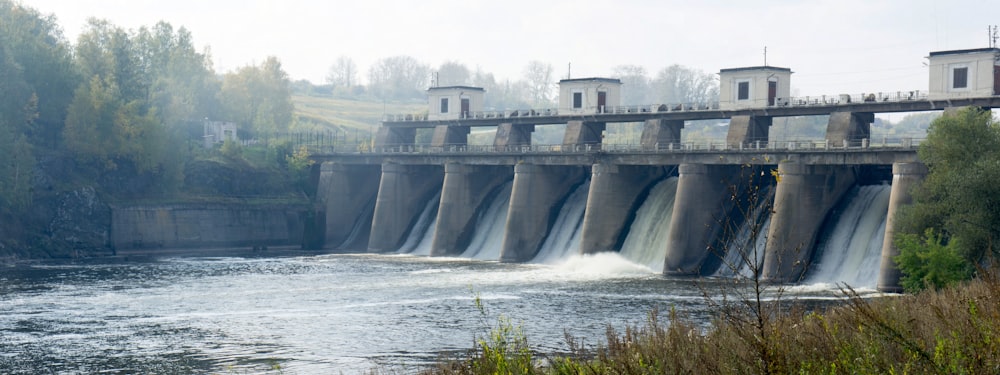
left=0, top=184, right=891, bottom=374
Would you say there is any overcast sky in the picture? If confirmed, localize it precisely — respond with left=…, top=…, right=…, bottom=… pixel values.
left=19, top=0, right=1000, bottom=98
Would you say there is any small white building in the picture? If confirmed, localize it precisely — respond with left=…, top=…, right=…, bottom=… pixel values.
left=426, top=86, right=485, bottom=120
left=719, top=66, right=792, bottom=110
left=203, top=120, right=238, bottom=148
left=927, top=48, right=1000, bottom=100
left=558, top=77, right=622, bottom=114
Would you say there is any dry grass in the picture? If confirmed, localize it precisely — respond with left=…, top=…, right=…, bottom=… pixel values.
left=292, top=95, right=425, bottom=130
left=428, top=272, right=1000, bottom=374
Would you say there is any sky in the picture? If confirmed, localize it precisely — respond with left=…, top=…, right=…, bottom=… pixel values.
left=19, top=0, right=1000, bottom=99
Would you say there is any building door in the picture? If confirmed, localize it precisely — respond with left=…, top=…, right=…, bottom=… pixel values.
left=597, top=91, right=607, bottom=113
left=994, top=65, right=1000, bottom=95
left=461, top=98, right=470, bottom=118
left=768, top=81, right=777, bottom=106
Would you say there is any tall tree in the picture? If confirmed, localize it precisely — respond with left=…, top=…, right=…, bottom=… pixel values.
left=0, top=0, right=78, bottom=147
left=0, top=39, right=36, bottom=212
left=436, top=61, right=471, bottom=87
left=325, top=55, right=357, bottom=88
left=522, top=60, right=554, bottom=107
left=898, top=108, right=1000, bottom=265
left=653, top=64, right=719, bottom=104
left=612, top=64, right=651, bottom=105
left=220, top=56, right=294, bottom=134
left=367, top=55, right=429, bottom=101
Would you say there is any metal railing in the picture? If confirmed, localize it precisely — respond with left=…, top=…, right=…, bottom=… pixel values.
left=334, top=137, right=923, bottom=155
left=382, top=90, right=930, bottom=122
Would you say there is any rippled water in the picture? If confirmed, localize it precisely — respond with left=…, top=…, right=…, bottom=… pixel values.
left=0, top=251, right=870, bottom=374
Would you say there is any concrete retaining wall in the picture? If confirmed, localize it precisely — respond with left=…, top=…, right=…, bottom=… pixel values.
left=111, top=204, right=308, bottom=250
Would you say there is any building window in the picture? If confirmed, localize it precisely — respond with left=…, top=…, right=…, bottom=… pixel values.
left=573, top=92, right=583, bottom=108
left=952, top=67, right=968, bottom=89
left=737, top=81, right=750, bottom=100
left=440, top=98, right=449, bottom=113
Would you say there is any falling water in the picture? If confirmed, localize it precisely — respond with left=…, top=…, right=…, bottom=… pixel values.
left=461, top=182, right=513, bottom=260
left=806, top=185, right=891, bottom=287
left=531, top=180, right=591, bottom=264
left=715, top=191, right=774, bottom=278
left=399, top=192, right=441, bottom=255
left=618, top=177, right=679, bottom=271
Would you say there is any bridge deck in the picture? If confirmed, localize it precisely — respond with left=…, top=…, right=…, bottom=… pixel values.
left=381, top=96, right=1000, bottom=128
left=311, top=143, right=919, bottom=166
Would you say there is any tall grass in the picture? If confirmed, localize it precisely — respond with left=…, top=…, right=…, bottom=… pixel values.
left=428, top=273, right=1000, bottom=374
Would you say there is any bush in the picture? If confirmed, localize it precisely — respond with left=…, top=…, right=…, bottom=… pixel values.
left=895, top=229, right=974, bottom=292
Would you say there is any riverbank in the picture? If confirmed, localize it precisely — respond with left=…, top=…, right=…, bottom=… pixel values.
left=429, top=273, right=1000, bottom=374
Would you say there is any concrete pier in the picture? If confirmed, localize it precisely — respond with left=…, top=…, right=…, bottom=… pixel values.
left=499, top=164, right=587, bottom=262
left=430, top=164, right=513, bottom=256
left=563, top=121, right=606, bottom=150
left=494, top=123, right=534, bottom=149
left=640, top=119, right=684, bottom=150
left=579, top=164, right=669, bottom=254
left=368, top=163, right=444, bottom=253
left=826, top=112, right=873, bottom=147
left=877, top=162, right=928, bottom=293
left=727, top=115, right=772, bottom=148
left=431, top=125, right=470, bottom=147
left=374, top=127, right=416, bottom=148
left=317, top=163, right=381, bottom=249
left=663, top=164, right=737, bottom=275
left=763, top=161, right=857, bottom=282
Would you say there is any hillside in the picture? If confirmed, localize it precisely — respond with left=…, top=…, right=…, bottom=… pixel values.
left=292, top=95, right=427, bottom=131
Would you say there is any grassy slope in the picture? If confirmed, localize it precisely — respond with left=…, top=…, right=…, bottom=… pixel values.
left=292, top=95, right=426, bottom=131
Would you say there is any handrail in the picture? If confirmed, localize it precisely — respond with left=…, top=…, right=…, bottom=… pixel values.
left=313, top=138, right=924, bottom=155
left=382, top=90, right=929, bottom=122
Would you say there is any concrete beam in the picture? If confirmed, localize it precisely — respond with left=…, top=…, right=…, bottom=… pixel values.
left=493, top=123, right=534, bottom=149
left=825, top=112, right=874, bottom=147
left=640, top=119, right=684, bottom=150
left=317, top=162, right=381, bottom=250
left=430, top=163, right=513, bottom=256
left=431, top=125, right=470, bottom=148
left=663, top=164, right=739, bottom=275
left=726, top=115, right=772, bottom=148
left=877, top=162, right=927, bottom=293
left=500, top=164, right=587, bottom=262
left=579, top=164, right=668, bottom=254
left=763, top=161, right=857, bottom=282
left=368, top=163, right=444, bottom=253
left=563, top=121, right=606, bottom=150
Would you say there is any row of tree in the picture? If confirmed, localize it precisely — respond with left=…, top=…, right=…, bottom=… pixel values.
left=0, top=1, right=296, bottom=216
left=326, top=56, right=720, bottom=109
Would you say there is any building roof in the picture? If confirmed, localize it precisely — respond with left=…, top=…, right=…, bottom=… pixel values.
left=558, top=77, right=622, bottom=84
left=426, top=85, right=485, bottom=92
left=927, top=48, right=1000, bottom=57
left=719, top=66, right=793, bottom=74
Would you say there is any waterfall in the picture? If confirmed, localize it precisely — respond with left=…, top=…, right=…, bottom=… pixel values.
left=715, top=190, right=774, bottom=278
left=806, top=185, right=891, bottom=287
left=461, top=182, right=513, bottom=260
left=399, top=192, right=442, bottom=255
left=618, top=177, right=679, bottom=271
left=531, top=180, right=591, bottom=264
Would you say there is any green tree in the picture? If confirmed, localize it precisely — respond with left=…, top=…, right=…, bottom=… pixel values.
left=896, top=107, right=1000, bottom=290
left=895, top=229, right=974, bottom=291
left=0, top=0, right=78, bottom=147
left=220, top=56, right=293, bottom=134
left=0, top=41, right=36, bottom=212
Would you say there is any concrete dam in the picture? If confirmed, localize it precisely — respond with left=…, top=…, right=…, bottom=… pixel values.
left=313, top=48, right=1000, bottom=292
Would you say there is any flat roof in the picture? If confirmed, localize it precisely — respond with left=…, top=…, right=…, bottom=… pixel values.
left=426, top=85, right=485, bottom=91
left=719, top=66, right=792, bottom=73
left=558, top=77, right=622, bottom=84
left=928, top=48, right=1000, bottom=57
